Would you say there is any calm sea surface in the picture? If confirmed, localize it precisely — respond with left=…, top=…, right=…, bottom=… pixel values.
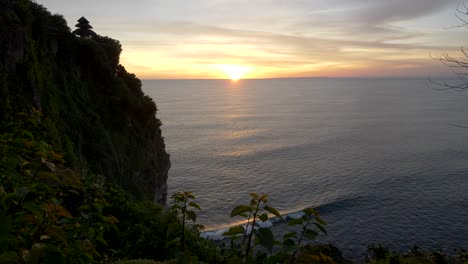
left=143, top=78, right=468, bottom=257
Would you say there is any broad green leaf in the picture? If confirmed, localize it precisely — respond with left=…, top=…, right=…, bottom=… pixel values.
left=283, top=238, right=296, bottom=253
left=316, top=216, right=327, bottom=225
left=96, top=232, right=107, bottom=246
left=223, top=226, right=245, bottom=236
left=187, top=210, right=197, bottom=222
left=283, top=231, right=297, bottom=239
left=231, top=205, right=251, bottom=217
left=170, top=204, right=181, bottom=211
left=166, top=238, right=180, bottom=248
left=250, top=193, right=259, bottom=199
left=302, top=207, right=318, bottom=216
left=259, top=213, right=268, bottom=222
left=314, top=222, right=327, bottom=234
left=264, top=205, right=282, bottom=219
left=256, top=228, right=275, bottom=253
left=288, top=218, right=303, bottom=226
left=189, top=202, right=201, bottom=210
left=303, top=229, right=319, bottom=241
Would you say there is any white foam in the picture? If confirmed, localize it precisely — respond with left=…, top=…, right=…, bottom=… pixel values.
left=284, top=211, right=305, bottom=220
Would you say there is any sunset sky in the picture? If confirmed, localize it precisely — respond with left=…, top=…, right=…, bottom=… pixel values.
left=38, top=0, right=466, bottom=79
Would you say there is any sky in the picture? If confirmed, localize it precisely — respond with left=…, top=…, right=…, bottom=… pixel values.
left=36, top=0, right=468, bottom=79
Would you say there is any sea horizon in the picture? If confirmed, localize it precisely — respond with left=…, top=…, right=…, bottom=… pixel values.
left=141, top=76, right=456, bottom=81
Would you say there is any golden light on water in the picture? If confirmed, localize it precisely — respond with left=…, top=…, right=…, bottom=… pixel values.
left=215, top=64, right=251, bottom=81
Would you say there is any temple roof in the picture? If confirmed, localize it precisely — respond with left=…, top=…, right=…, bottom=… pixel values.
left=77, top=16, right=89, bottom=23
left=75, top=23, right=93, bottom=29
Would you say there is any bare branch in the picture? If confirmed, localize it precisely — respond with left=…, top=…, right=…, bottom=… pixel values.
left=444, top=1, right=468, bottom=28
left=448, top=123, right=468, bottom=128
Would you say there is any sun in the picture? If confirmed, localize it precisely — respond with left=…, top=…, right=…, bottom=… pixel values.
left=215, top=64, right=250, bottom=81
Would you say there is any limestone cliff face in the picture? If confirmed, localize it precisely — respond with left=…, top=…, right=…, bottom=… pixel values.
left=0, top=0, right=170, bottom=203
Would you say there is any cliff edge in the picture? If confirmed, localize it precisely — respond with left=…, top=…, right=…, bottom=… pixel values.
left=0, top=0, right=170, bottom=203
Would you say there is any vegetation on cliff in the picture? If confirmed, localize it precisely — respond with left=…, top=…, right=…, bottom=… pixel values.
left=0, top=0, right=170, bottom=202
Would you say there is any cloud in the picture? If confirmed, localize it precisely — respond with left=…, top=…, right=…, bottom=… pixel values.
left=37, top=0, right=463, bottom=78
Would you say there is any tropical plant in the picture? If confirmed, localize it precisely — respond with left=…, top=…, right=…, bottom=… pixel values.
left=169, top=192, right=201, bottom=252
left=224, top=193, right=283, bottom=260
left=284, top=207, right=327, bottom=264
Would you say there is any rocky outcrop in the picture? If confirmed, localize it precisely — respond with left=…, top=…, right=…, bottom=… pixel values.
left=0, top=0, right=170, bottom=203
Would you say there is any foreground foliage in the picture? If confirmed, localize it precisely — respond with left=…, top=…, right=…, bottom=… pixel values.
left=0, top=112, right=219, bottom=263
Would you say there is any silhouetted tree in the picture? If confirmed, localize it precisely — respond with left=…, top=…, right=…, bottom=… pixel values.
left=432, top=2, right=468, bottom=91
left=72, top=16, right=97, bottom=38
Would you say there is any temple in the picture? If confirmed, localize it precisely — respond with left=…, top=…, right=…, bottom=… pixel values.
left=72, top=16, right=97, bottom=38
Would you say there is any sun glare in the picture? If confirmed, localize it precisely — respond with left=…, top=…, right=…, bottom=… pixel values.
left=216, top=64, right=250, bottom=81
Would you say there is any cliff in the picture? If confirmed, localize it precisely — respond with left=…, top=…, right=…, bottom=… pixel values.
left=0, top=0, right=170, bottom=203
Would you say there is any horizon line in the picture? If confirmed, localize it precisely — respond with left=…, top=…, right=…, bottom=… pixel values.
left=141, top=76, right=456, bottom=81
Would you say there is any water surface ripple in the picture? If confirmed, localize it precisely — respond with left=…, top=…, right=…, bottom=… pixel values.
left=143, top=78, right=468, bottom=258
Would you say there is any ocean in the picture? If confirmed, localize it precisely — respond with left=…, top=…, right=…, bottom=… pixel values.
left=143, top=78, right=468, bottom=258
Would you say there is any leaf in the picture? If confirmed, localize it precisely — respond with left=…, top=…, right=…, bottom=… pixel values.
left=16, top=187, right=29, bottom=199
left=250, top=193, right=258, bottom=199
left=303, top=229, right=319, bottom=241
left=302, top=207, right=318, bottom=216
left=45, top=225, right=68, bottom=244
left=223, top=226, right=245, bottom=236
left=316, top=216, right=327, bottom=225
left=186, top=210, right=197, bottom=222
left=96, top=231, right=107, bottom=246
left=259, top=213, right=268, bottom=222
left=264, top=205, right=282, bottom=219
left=283, top=238, right=296, bottom=253
left=166, top=238, right=180, bottom=248
left=288, top=218, right=303, bottom=226
left=189, top=202, right=201, bottom=210
left=44, top=161, right=56, bottom=172
left=283, top=231, right=297, bottom=239
left=1, top=193, right=17, bottom=208
left=0, top=251, right=19, bottom=263
left=256, top=228, right=275, bottom=253
left=230, top=205, right=251, bottom=217
left=170, top=204, right=181, bottom=211
left=314, top=222, right=327, bottom=234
